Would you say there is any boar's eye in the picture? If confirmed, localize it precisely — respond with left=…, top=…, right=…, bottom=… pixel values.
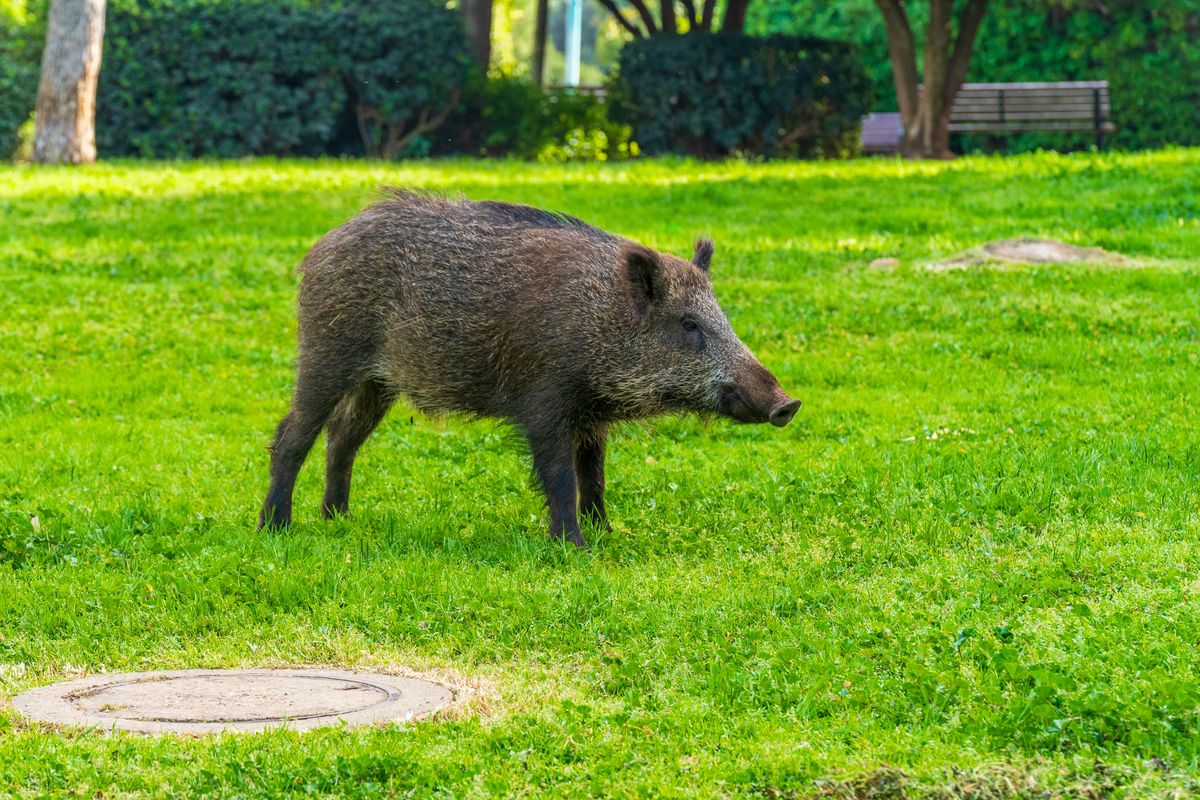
left=679, top=317, right=705, bottom=350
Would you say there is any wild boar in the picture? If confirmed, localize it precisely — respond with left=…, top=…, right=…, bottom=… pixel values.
left=259, top=190, right=799, bottom=546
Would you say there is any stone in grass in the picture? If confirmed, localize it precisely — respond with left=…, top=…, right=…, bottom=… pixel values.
left=868, top=257, right=901, bottom=270
left=12, top=668, right=452, bottom=734
left=928, top=238, right=1131, bottom=271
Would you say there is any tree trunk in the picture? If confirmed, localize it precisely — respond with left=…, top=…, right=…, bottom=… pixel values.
left=919, top=0, right=954, bottom=159
left=461, top=0, right=493, bottom=72
left=532, top=0, right=548, bottom=85
left=661, top=0, right=677, bottom=34
left=721, top=0, right=750, bottom=33
left=875, top=0, right=989, bottom=159
left=33, top=0, right=106, bottom=165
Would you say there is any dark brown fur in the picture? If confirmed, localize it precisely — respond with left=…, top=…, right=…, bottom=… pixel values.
left=259, top=190, right=799, bottom=546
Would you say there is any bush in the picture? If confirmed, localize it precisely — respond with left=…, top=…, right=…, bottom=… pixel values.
left=436, top=74, right=634, bottom=162
left=613, top=32, right=872, bottom=159
left=0, top=9, right=39, bottom=160
left=540, top=90, right=635, bottom=162
left=336, top=0, right=473, bottom=159
left=99, top=0, right=344, bottom=158
left=98, top=0, right=470, bottom=159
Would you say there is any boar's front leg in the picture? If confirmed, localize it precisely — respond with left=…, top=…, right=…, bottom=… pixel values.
left=575, top=425, right=611, bottom=533
left=523, top=415, right=587, bottom=548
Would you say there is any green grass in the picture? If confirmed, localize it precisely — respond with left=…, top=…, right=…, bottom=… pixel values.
left=1, top=151, right=1199, bottom=798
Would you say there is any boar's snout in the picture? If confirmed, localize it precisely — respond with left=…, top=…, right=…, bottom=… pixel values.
left=768, top=397, right=802, bottom=428
left=719, top=358, right=801, bottom=427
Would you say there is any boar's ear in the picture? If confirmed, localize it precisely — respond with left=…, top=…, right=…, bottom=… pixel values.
left=626, top=249, right=661, bottom=316
left=692, top=238, right=714, bottom=273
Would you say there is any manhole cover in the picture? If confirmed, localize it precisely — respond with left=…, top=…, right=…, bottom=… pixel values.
left=13, top=669, right=452, bottom=734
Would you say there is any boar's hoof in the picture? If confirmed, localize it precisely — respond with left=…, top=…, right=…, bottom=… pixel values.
left=257, top=508, right=291, bottom=531
left=554, top=529, right=589, bottom=549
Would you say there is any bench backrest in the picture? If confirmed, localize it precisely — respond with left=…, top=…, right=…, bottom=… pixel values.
left=947, top=81, right=1112, bottom=133
left=860, top=112, right=904, bottom=154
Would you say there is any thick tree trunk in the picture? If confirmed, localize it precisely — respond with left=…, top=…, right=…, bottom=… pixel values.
left=919, top=0, right=953, bottom=158
left=721, top=0, right=750, bottom=33
left=532, top=0, right=548, bottom=85
left=461, top=0, right=493, bottom=72
left=33, top=0, right=105, bottom=164
left=875, top=0, right=921, bottom=155
left=875, top=0, right=988, bottom=159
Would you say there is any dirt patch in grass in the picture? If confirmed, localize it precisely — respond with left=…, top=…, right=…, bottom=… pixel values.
left=761, top=761, right=1197, bottom=800
left=929, top=238, right=1134, bottom=271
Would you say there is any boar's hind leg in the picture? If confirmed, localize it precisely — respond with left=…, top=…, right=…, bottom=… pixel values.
left=259, top=370, right=355, bottom=530
left=524, top=416, right=587, bottom=548
left=322, top=379, right=393, bottom=519
left=575, top=425, right=611, bottom=532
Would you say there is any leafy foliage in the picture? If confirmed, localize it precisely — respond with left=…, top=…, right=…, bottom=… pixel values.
left=613, top=32, right=872, bottom=158
left=0, top=5, right=39, bottom=159
left=98, top=0, right=470, bottom=159
left=99, top=0, right=344, bottom=158
left=336, top=0, right=473, bottom=159
left=749, top=0, right=1200, bottom=152
left=438, top=74, right=634, bottom=161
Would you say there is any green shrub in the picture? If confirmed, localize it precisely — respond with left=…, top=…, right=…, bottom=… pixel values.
left=441, top=73, right=552, bottom=158
left=99, top=0, right=344, bottom=158
left=0, top=9, right=39, bottom=160
left=98, top=0, right=470, bottom=159
left=336, top=0, right=472, bottom=159
left=539, top=90, right=635, bottom=162
left=613, top=32, right=872, bottom=159
left=436, top=74, right=634, bottom=162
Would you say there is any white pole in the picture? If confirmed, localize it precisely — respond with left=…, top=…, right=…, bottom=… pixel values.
left=564, top=0, right=582, bottom=87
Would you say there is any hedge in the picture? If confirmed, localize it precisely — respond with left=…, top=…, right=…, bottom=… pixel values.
left=98, top=0, right=469, bottom=159
left=613, top=32, right=872, bottom=159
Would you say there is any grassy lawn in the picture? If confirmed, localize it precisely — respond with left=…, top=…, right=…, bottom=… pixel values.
left=1, top=152, right=1198, bottom=798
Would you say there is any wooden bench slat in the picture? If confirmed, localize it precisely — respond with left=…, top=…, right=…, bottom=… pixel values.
left=956, top=88, right=1108, bottom=97
left=957, top=80, right=1110, bottom=90
left=953, top=96, right=1110, bottom=107
left=955, top=97, right=1109, bottom=106
left=950, top=122, right=1117, bottom=133
left=951, top=103, right=1111, bottom=115
left=950, top=110, right=1105, bottom=121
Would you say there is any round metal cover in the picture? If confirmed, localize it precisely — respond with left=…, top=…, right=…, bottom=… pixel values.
left=12, top=669, right=451, bottom=734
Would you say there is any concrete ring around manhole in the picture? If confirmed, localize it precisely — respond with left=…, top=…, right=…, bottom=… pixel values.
left=12, top=669, right=453, bottom=734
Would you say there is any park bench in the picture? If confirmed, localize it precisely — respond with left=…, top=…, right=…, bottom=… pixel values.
left=860, top=80, right=1116, bottom=154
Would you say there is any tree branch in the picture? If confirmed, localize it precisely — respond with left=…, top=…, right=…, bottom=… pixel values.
left=596, top=0, right=645, bottom=37
left=680, top=0, right=698, bottom=28
left=700, top=0, right=716, bottom=31
left=626, top=0, right=659, bottom=35
left=662, top=0, right=677, bottom=33
left=873, top=0, right=919, bottom=125
left=945, top=0, right=989, bottom=103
